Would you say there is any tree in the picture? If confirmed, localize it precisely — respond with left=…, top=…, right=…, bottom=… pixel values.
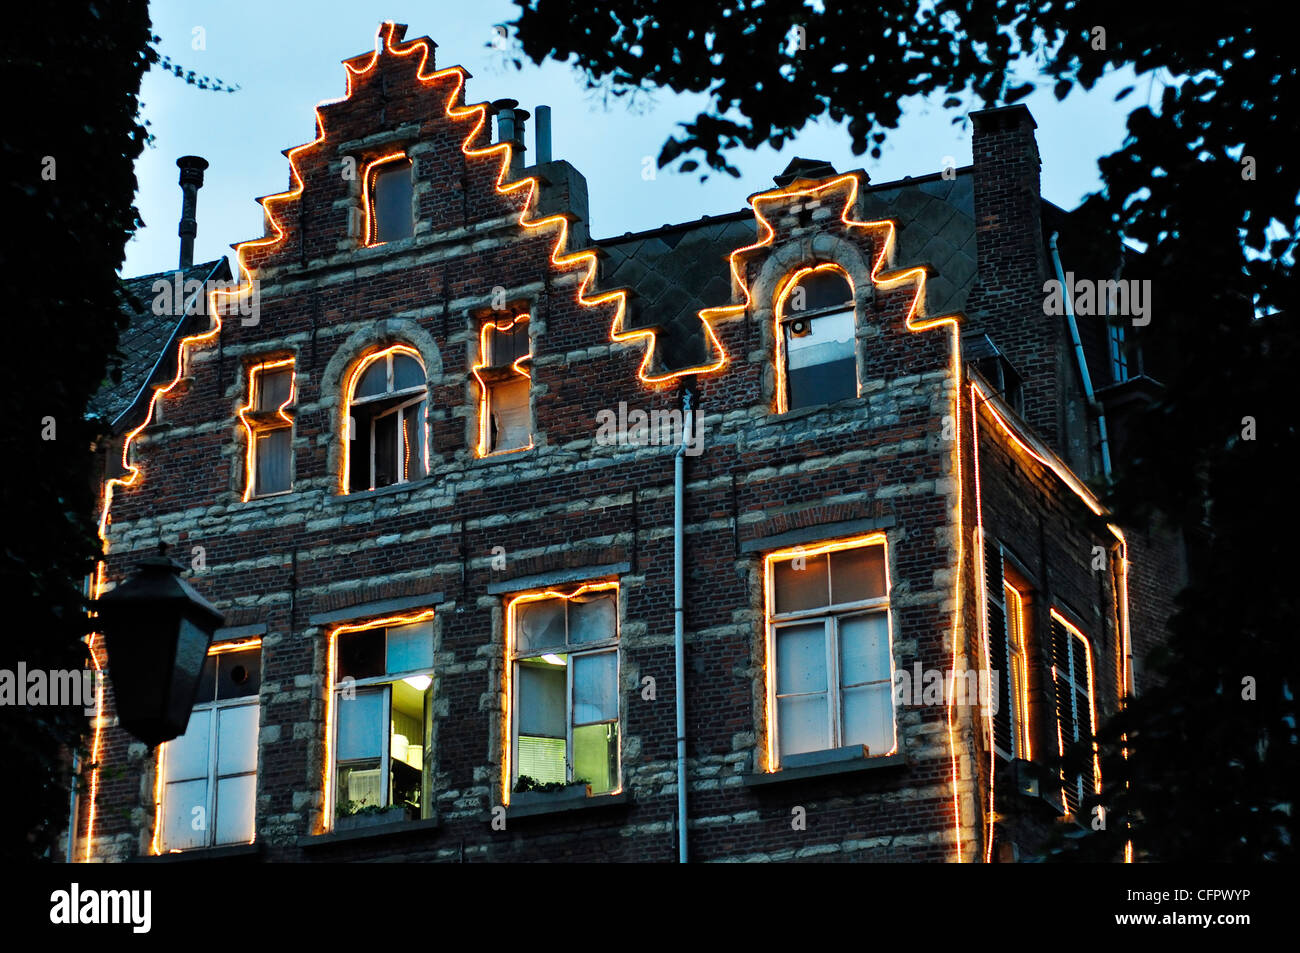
left=0, top=1, right=154, bottom=861
left=509, top=0, right=1297, bottom=860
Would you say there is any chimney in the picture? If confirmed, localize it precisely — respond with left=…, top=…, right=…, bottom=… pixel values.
left=176, top=156, right=209, bottom=270
left=966, top=105, right=1059, bottom=444
left=492, top=99, right=530, bottom=171
left=534, top=105, right=552, bottom=165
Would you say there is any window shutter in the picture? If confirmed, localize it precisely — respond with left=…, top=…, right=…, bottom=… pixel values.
left=984, top=539, right=1013, bottom=757
left=1050, top=617, right=1081, bottom=812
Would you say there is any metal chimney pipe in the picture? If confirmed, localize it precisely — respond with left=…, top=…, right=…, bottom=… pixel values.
left=535, top=105, right=552, bottom=164
left=176, top=156, right=209, bottom=270
left=491, top=98, right=519, bottom=150
left=512, top=109, right=529, bottom=171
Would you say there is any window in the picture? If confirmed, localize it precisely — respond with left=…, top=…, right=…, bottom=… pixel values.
left=508, top=586, right=619, bottom=796
left=366, top=155, right=413, bottom=244
left=765, top=539, right=893, bottom=766
left=975, top=353, right=1025, bottom=417
left=476, top=317, right=533, bottom=455
left=777, top=267, right=858, bottom=412
left=158, top=644, right=261, bottom=851
left=329, top=617, right=435, bottom=825
left=984, top=538, right=1032, bottom=761
left=1050, top=610, right=1100, bottom=814
left=242, top=361, right=295, bottom=499
left=1108, top=322, right=1129, bottom=384
left=346, top=347, right=427, bottom=493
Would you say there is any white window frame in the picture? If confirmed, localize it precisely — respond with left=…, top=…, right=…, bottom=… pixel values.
left=508, top=589, right=620, bottom=794
left=765, top=540, right=894, bottom=768
left=347, top=350, right=427, bottom=492
left=328, top=627, right=435, bottom=828
left=159, top=655, right=260, bottom=852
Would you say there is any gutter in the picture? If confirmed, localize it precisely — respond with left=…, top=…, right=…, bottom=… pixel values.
left=673, top=383, right=695, bottom=863
left=1049, top=232, right=1112, bottom=480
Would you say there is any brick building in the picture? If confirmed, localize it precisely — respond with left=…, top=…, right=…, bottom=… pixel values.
left=73, top=22, right=1182, bottom=863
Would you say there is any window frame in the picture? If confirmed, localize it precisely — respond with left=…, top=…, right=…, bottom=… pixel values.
left=325, top=614, right=436, bottom=829
left=763, top=536, right=894, bottom=771
left=505, top=584, right=621, bottom=802
left=156, top=642, right=261, bottom=853
left=475, top=316, right=534, bottom=457
left=344, top=346, right=428, bottom=494
left=1049, top=608, right=1101, bottom=814
left=363, top=152, right=414, bottom=246
left=241, top=360, right=295, bottom=501
left=774, top=264, right=860, bottom=414
left=984, top=538, right=1034, bottom=762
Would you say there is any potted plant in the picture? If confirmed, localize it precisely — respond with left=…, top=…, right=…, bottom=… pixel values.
left=333, top=797, right=415, bottom=831
left=510, top=775, right=591, bottom=808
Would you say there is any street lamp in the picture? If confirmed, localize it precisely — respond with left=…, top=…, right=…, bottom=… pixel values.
left=94, top=548, right=224, bottom=747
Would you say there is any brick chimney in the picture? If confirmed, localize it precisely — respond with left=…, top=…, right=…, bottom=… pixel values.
left=176, top=156, right=209, bottom=269
left=966, top=105, right=1061, bottom=446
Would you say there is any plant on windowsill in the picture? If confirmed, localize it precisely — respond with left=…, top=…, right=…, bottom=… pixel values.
left=333, top=796, right=416, bottom=831
left=510, top=774, right=592, bottom=807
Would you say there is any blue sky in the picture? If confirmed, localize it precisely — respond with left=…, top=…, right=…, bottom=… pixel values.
left=124, top=1, right=1144, bottom=277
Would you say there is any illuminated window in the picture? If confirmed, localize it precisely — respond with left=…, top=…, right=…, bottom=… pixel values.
left=331, top=619, right=435, bottom=825
left=346, top=348, right=427, bottom=493
left=778, top=267, right=858, bottom=411
left=478, top=317, right=532, bottom=454
left=245, top=362, right=294, bottom=498
left=159, top=646, right=260, bottom=851
left=367, top=156, right=413, bottom=244
left=984, top=539, right=1032, bottom=761
left=1050, top=611, right=1099, bottom=814
left=510, top=588, right=619, bottom=795
left=766, top=540, right=893, bottom=765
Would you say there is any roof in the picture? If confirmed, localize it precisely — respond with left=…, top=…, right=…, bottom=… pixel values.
left=93, top=259, right=230, bottom=427
left=597, top=169, right=977, bottom=375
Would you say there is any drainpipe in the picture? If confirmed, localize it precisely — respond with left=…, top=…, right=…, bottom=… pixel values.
left=1049, top=232, right=1112, bottom=480
left=674, top=383, right=695, bottom=863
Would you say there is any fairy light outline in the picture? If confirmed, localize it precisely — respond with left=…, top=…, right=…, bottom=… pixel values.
left=237, top=359, right=296, bottom=503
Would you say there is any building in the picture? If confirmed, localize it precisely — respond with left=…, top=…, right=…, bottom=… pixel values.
left=73, top=22, right=1183, bottom=863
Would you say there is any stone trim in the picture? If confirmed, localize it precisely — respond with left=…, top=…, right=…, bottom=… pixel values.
left=499, top=791, right=629, bottom=820
left=739, top=516, right=896, bottom=555
left=486, top=562, right=631, bottom=595
left=212, top=623, right=267, bottom=642
left=741, top=752, right=906, bottom=787
left=297, top=816, right=440, bottom=848
left=308, top=592, right=443, bottom=627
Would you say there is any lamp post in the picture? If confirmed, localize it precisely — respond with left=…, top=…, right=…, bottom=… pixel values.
left=94, top=547, right=224, bottom=747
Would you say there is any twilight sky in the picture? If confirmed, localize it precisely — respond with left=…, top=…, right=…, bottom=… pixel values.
left=124, top=1, right=1144, bottom=277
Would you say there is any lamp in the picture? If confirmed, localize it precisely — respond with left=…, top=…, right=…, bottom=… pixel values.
left=94, top=545, right=224, bottom=747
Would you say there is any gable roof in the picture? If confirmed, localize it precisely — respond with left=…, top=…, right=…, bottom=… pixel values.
left=93, top=258, right=230, bottom=428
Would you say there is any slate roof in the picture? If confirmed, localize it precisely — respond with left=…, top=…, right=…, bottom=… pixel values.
left=93, top=259, right=230, bottom=427
left=596, top=168, right=977, bottom=375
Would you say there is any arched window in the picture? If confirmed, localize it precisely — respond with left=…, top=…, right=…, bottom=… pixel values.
left=777, top=266, right=858, bottom=412
left=345, top=347, right=427, bottom=493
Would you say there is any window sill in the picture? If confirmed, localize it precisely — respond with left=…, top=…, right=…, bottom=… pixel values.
left=498, top=791, right=629, bottom=821
left=472, top=446, right=534, bottom=467
left=297, top=816, right=440, bottom=848
left=132, top=842, right=262, bottom=863
left=334, top=476, right=436, bottom=503
left=742, top=749, right=906, bottom=787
